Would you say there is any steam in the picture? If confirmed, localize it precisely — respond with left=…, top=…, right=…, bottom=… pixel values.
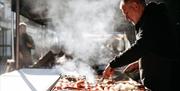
left=55, top=58, right=96, bottom=83
left=27, top=0, right=132, bottom=83
left=46, top=0, right=121, bottom=64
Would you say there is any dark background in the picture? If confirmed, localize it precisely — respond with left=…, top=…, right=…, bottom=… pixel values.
left=11, top=0, right=180, bottom=26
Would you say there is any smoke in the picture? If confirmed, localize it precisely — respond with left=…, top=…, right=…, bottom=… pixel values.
left=45, top=0, right=122, bottom=64
left=55, top=58, right=96, bottom=83
left=47, top=0, right=121, bottom=82
left=27, top=0, right=132, bottom=83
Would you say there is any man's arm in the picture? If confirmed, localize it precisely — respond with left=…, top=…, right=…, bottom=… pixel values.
left=109, top=34, right=147, bottom=68
left=102, top=36, right=147, bottom=79
left=25, top=34, right=35, bottom=49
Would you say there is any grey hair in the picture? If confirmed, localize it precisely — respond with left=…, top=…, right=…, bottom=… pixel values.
left=19, top=22, right=27, bottom=26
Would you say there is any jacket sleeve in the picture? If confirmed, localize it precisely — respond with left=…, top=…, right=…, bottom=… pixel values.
left=24, top=34, right=35, bottom=49
left=110, top=32, right=147, bottom=68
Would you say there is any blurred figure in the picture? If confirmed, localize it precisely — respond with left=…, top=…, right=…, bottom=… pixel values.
left=19, top=22, right=35, bottom=68
left=106, top=34, right=131, bottom=56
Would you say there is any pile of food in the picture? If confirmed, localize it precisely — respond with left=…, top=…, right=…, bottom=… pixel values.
left=50, top=75, right=146, bottom=91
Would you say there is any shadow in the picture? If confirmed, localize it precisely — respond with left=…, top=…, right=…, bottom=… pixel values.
left=18, top=68, right=59, bottom=75
left=18, top=70, right=37, bottom=91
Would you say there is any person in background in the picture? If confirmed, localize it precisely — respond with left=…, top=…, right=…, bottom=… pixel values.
left=102, top=0, right=179, bottom=90
left=19, top=22, right=35, bottom=68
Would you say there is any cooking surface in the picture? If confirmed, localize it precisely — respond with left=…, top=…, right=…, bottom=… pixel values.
left=50, top=75, right=146, bottom=91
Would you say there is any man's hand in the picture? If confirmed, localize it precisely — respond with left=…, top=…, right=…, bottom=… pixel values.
left=123, top=61, right=139, bottom=73
left=102, top=64, right=115, bottom=79
left=26, top=43, right=33, bottom=48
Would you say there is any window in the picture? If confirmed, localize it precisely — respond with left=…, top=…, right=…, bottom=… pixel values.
left=0, top=27, right=12, bottom=58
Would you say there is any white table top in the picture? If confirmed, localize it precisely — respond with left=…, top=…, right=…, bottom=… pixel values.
left=0, top=68, right=60, bottom=91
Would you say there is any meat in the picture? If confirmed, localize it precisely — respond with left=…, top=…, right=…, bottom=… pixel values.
left=50, top=75, right=146, bottom=91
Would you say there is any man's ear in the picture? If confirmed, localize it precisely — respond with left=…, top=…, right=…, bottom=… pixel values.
left=131, top=2, right=139, bottom=11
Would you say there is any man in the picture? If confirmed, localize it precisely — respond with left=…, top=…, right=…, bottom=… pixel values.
left=102, top=0, right=179, bottom=90
left=19, top=22, right=35, bottom=68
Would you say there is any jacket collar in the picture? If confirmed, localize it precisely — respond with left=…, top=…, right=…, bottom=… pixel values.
left=135, top=2, right=158, bottom=30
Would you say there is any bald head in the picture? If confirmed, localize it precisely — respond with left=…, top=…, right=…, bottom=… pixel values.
left=120, top=0, right=145, bottom=10
left=122, top=0, right=145, bottom=5
left=120, top=0, right=145, bottom=24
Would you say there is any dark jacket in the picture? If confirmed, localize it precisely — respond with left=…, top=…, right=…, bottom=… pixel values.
left=110, top=3, right=179, bottom=91
left=19, top=33, right=35, bottom=68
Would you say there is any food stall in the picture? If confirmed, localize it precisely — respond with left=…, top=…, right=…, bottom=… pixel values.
left=6, top=0, right=174, bottom=91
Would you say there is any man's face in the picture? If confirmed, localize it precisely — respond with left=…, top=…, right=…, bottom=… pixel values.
left=121, top=2, right=141, bottom=25
left=20, top=25, right=26, bottom=33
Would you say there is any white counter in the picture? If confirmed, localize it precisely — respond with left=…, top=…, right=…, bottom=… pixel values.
left=0, top=68, right=60, bottom=91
